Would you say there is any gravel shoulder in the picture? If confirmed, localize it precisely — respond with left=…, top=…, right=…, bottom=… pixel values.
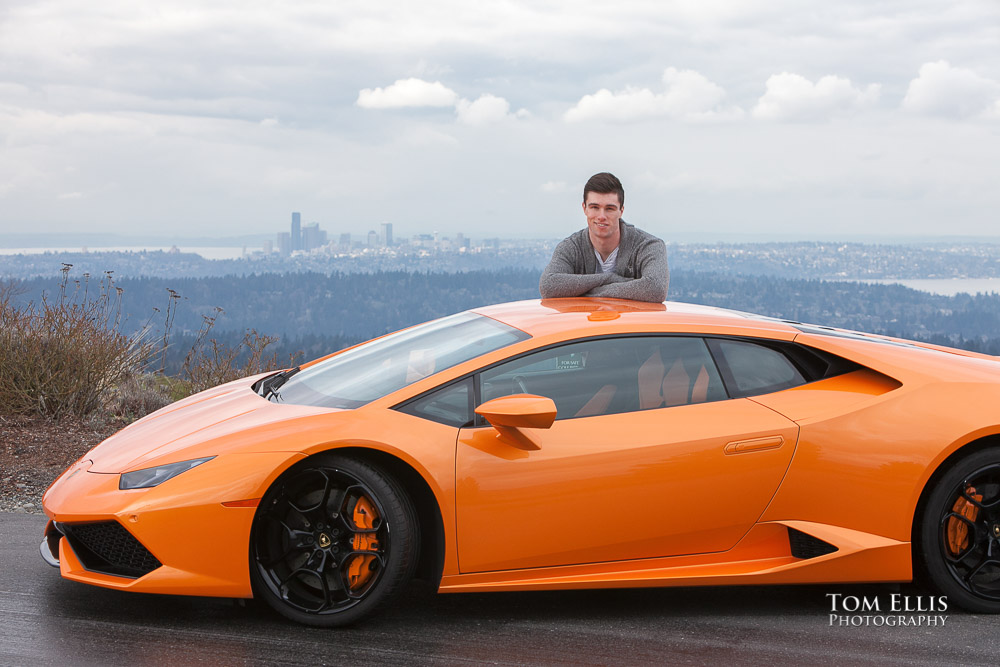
left=0, top=416, right=120, bottom=514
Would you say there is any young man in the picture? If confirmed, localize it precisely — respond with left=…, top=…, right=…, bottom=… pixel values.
left=539, top=172, right=669, bottom=302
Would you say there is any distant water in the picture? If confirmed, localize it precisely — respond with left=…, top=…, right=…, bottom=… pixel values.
left=0, top=246, right=248, bottom=260
left=849, top=278, right=1000, bottom=296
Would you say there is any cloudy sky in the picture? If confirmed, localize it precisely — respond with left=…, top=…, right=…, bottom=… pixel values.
left=1, top=0, right=998, bottom=241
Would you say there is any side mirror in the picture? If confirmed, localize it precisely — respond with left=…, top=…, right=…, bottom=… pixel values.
left=476, top=394, right=557, bottom=429
left=475, top=395, right=557, bottom=451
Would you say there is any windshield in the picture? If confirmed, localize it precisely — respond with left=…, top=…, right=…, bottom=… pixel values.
left=270, top=312, right=529, bottom=409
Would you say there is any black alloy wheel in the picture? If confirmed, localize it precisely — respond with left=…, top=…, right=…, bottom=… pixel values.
left=250, top=455, right=419, bottom=626
left=920, top=446, right=1000, bottom=613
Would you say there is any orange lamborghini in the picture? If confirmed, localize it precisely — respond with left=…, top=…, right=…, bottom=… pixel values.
left=41, top=299, right=1000, bottom=625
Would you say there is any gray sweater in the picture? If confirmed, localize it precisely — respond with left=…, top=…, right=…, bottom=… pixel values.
left=539, top=221, right=669, bottom=302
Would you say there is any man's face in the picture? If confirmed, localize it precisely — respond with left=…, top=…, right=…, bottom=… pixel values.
left=583, top=191, right=623, bottom=245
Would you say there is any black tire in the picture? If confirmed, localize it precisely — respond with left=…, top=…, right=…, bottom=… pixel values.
left=918, top=446, right=1000, bottom=613
left=250, top=454, right=419, bottom=626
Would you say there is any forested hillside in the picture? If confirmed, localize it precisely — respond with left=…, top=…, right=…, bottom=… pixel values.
left=7, top=241, right=1000, bottom=281
left=10, top=269, right=1000, bottom=372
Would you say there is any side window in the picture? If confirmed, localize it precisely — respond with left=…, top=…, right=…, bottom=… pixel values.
left=479, top=336, right=726, bottom=421
left=648, top=337, right=728, bottom=407
left=709, top=339, right=806, bottom=397
left=396, top=378, right=473, bottom=427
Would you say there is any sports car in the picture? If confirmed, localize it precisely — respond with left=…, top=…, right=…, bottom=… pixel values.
left=41, top=298, right=1000, bottom=626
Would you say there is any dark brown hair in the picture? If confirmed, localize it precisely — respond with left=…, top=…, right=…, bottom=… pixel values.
left=583, top=172, right=624, bottom=207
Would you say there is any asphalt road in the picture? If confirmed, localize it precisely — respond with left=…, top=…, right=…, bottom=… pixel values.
left=2, top=511, right=998, bottom=666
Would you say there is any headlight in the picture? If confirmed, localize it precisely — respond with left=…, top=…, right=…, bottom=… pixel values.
left=119, top=457, right=215, bottom=490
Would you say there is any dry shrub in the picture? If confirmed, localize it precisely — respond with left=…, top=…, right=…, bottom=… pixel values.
left=106, top=374, right=175, bottom=422
left=181, top=307, right=289, bottom=393
left=0, top=267, right=155, bottom=419
left=0, top=271, right=293, bottom=421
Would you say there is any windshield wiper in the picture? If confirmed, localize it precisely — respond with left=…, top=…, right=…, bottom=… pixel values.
left=259, top=366, right=301, bottom=401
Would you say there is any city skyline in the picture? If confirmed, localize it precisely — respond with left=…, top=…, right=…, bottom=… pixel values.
left=272, top=212, right=480, bottom=256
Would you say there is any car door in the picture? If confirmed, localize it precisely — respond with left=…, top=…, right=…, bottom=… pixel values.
left=455, top=335, right=801, bottom=574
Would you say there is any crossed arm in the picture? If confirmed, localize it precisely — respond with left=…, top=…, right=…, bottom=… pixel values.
left=539, top=239, right=669, bottom=303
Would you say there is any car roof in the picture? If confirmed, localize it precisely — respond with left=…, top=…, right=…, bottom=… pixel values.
left=470, top=298, right=802, bottom=339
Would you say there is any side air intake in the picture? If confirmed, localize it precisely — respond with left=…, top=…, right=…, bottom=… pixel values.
left=787, top=527, right=838, bottom=559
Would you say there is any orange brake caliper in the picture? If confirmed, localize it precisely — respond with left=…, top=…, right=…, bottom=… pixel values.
left=947, top=486, right=982, bottom=556
left=346, top=496, right=380, bottom=590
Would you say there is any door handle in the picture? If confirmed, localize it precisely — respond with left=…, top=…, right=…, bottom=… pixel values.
left=724, top=435, right=784, bottom=455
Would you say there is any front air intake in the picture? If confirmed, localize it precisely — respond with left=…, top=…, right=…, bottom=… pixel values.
left=788, top=527, right=838, bottom=559
left=59, top=521, right=162, bottom=578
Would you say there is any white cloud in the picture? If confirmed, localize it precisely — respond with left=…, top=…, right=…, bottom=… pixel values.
left=660, top=68, right=732, bottom=117
left=752, top=73, right=880, bottom=121
left=540, top=180, right=568, bottom=193
left=564, top=67, right=743, bottom=123
left=356, top=78, right=459, bottom=109
left=359, top=83, right=526, bottom=126
left=902, top=61, right=1000, bottom=119
left=455, top=94, right=515, bottom=125
left=564, top=87, right=657, bottom=123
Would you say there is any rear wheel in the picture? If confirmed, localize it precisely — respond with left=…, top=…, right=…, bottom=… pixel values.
left=919, top=447, right=1000, bottom=613
left=250, top=454, right=419, bottom=626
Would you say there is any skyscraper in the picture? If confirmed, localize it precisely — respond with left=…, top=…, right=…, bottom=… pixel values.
left=291, top=212, right=301, bottom=251
left=380, top=222, right=393, bottom=247
left=302, top=222, right=326, bottom=251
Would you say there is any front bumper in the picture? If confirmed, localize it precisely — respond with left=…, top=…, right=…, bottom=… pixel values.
left=41, top=450, right=304, bottom=597
left=41, top=519, right=162, bottom=578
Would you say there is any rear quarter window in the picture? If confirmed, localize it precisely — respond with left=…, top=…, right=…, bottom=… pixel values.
left=710, top=339, right=806, bottom=397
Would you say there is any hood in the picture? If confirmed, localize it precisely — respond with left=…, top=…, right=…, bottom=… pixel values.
left=87, top=382, right=337, bottom=473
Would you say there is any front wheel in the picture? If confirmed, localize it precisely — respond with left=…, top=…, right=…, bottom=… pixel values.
left=250, top=454, right=419, bottom=626
left=919, top=446, right=1000, bottom=613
